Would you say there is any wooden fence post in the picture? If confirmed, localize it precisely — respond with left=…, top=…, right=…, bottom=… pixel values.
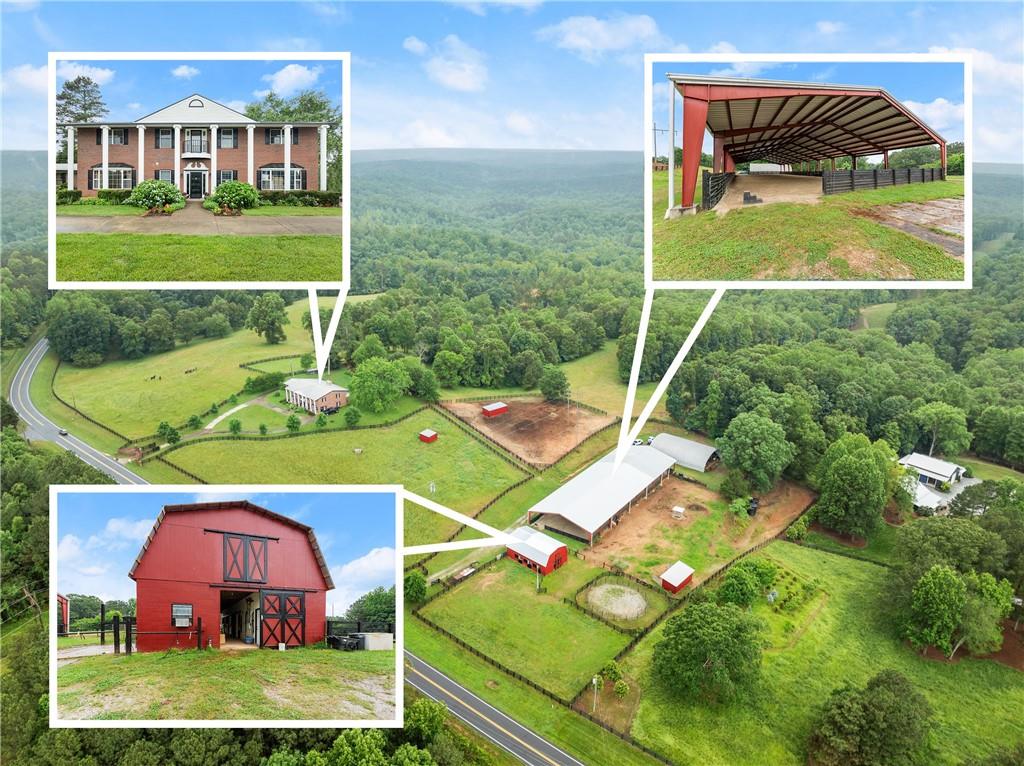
left=99, top=603, right=106, bottom=645
left=125, top=617, right=132, bottom=655
left=197, top=616, right=203, bottom=650
left=113, top=615, right=120, bottom=654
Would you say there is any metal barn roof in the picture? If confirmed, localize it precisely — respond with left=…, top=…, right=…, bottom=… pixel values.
left=285, top=377, right=348, bottom=400
left=527, top=446, right=675, bottom=535
left=660, top=560, right=695, bottom=587
left=507, top=527, right=565, bottom=564
left=666, top=73, right=946, bottom=165
left=482, top=402, right=508, bottom=412
left=650, top=433, right=719, bottom=472
left=899, top=453, right=965, bottom=483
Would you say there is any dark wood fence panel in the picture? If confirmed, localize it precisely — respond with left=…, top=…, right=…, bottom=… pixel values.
left=701, top=171, right=734, bottom=211
left=822, top=167, right=946, bottom=195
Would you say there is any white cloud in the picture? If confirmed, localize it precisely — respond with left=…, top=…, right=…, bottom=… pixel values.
left=260, top=63, right=323, bottom=97
left=505, top=110, right=537, bottom=136
left=903, top=97, right=965, bottom=132
left=223, top=99, right=248, bottom=113
left=57, top=534, right=82, bottom=562
left=262, top=36, right=322, bottom=52
left=56, top=61, right=115, bottom=85
left=706, top=42, right=778, bottom=78
left=423, top=35, right=488, bottom=92
left=403, top=36, right=428, bottom=56
left=126, top=102, right=142, bottom=110
left=0, top=63, right=47, bottom=95
left=450, top=0, right=542, bottom=15
left=927, top=45, right=1023, bottom=95
left=536, top=13, right=668, bottom=63
left=85, top=516, right=155, bottom=553
left=171, top=64, right=200, bottom=80
left=815, top=20, right=844, bottom=35
left=303, top=0, right=349, bottom=18
left=327, top=547, right=396, bottom=615
left=252, top=89, right=271, bottom=99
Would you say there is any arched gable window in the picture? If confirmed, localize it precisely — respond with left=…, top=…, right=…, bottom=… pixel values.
left=188, top=98, right=204, bottom=108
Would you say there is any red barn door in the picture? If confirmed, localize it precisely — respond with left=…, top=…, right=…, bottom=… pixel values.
left=259, top=590, right=305, bottom=648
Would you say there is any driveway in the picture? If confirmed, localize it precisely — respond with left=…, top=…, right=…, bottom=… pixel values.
left=57, top=642, right=136, bottom=665
left=57, top=201, right=342, bottom=235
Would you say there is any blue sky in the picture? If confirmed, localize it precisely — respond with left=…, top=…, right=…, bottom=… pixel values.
left=56, top=490, right=397, bottom=615
left=652, top=61, right=966, bottom=154
left=1, top=2, right=1021, bottom=158
left=51, top=59, right=343, bottom=123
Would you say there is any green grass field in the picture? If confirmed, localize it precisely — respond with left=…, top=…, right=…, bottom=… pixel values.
left=856, top=301, right=898, bottom=330
left=56, top=204, right=144, bottom=216
left=802, top=519, right=901, bottom=566
left=242, top=206, right=342, bottom=216
left=959, top=456, right=1024, bottom=482
left=166, top=410, right=526, bottom=515
left=52, top=300, right=311, bottom=438
left=651, top=171, right=965, bottom=281
left=210, top=403, right=291, bottom=433
left=623, top=542, right=1023, bottom=765
left=561, top=341, right=669, bottom=419
left=420, top=560, right=631, bottom=700
left=57, top=647, right=395, bottom=720
left=56, top=234, right=342, bottom=282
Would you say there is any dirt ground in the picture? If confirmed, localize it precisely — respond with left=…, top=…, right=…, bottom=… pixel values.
left=586, top=477, right=815, bottom=582
left=854, top=198, right=964, bottom=257
left=715, top=174, right=823, bottom=214
left=920, top=621, right=1024, bottom=671
left=444, top=398, right=615, bottom=466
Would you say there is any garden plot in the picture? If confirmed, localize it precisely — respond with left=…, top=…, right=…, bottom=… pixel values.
left=585, top=477, right=814, bottom=584
left=443, top=397, right=615, bottom=467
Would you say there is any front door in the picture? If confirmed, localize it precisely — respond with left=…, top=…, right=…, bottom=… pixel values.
left=259, top=590, right=305, bottom=648
left=188, top=172, right=204, bottom=199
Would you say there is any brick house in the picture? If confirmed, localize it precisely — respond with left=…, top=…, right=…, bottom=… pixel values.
left=63, top=93, right=333, bottom=199
left=284, top=378, right=349, bottom=414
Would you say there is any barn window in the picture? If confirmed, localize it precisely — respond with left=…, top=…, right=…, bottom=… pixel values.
left=223, top=533, right=268, bottom=583
left=171, top=603, right=193, bottom=627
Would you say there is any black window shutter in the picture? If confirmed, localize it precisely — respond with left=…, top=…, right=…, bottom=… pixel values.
left=232, top=170, right=238, bottom=180
left=292, top=128, right=299, bottom=145
left=154, top=130, right=160, bottom=148
left=301, top=169, right=306, bottom=190
left=96, top=130, right=101, bottom=145
left=264, top=128, right=270, bottom=145
left=123, top=129, right=130, bottom=147
left=233, top=130, right=238, bottom=149
left=87, top=169, right=93, bottom=190
left=154, top=170, right=159, bottom=180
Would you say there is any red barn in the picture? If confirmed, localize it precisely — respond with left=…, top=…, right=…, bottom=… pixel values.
left=419, top=429, right=438, bottom=443
left=506, top=527, right=568, bottom=575
left=129, top=500, right=333, bottom=652
left=659, top=560, right=695, bottom=594
left=481, top=401, right=508, bottom=418
left=56, top=593, right=69, bottom=633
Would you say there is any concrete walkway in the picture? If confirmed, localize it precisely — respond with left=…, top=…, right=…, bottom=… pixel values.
left=57, top=642, right=136, bottom=665
left=57, top=201, right=342, bottom=235
left=855, top=198, right=965, bottom=258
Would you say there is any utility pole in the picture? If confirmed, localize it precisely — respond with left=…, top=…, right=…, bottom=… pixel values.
left=592, top=675, right=601, bottom=713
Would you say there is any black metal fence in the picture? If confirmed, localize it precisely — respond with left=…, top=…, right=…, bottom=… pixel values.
left=701, top=170, right=734, bottom=211
left=325, top=619, right=395, bottom=635
left=822, top=167, right=945, bottom=195
left=58, top=615, right=206, bottom=655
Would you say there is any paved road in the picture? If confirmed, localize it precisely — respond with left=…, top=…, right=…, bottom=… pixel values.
left=10, top=338, right=586, bottom=766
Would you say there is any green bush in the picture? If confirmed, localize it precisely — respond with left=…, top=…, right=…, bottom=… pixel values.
left=126, top=179, right=185, bottom=210
left=258, top=190, right=341, bottom=207
left=786, top=515, right=810, bottom=542
left=97, top=188, right=132, bottom=205
left=210, top=180, right=261, bottom=210
left=57, top=188, right=82, bottom=205
left=75, top=197, right=110, bottom=206
left=243, top=371, right=286, bottom=394
left=202, top=198, right=220, bottom=212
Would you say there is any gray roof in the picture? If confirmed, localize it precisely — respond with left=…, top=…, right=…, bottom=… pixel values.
left=507, top=527, right=565, bottom=564
left=899, top=453, right=965, bottom=483
left=285, top=377, right=347, bottom=401
left=527, top=446, right=675, bottom=535
left=650, top=433, right=719, bottom=472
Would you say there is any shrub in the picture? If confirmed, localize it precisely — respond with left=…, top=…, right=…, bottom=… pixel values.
left=228, top=419, right=242, bottom=435
left=97, top=188, right=132, bottom=205
left=786, top=515, right=810, bottom=542
left=186, top=415, right=202, bottom=430
left=243, top=371, right=286, bottom=394
left=210, top=180, right=260, bottom=210
left=202, top=198, right=220, bottom=212
left=315, top=413, right=328, bottom=428
left=258, top=189, right=342, bottom=207
left=259, top=424, right=268, bottom=436
left=602, top=660, right=623, bottom=683
left=717, top=565, right=761, bottom=608
left=733, top=558, right=777, bottom=590
left=75, top=197, right=110, bottom=206
left=720, top=469, right=752, bottom=500
left=344, top=407, right=361, bottom=428
left=286, top=414, right=301, bottom=432
left=57, top=188, right=82, bottom=205
left=126, top=179, right=185, bottom=210
left=614, top=679, right=630, bottom=699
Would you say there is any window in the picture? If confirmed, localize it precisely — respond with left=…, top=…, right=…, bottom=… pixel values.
left=219, top=128, right=235, bottom=149
left=157, top=169, right=173, bottom=183
left=218, top=169, right=236, bottom=184
left=109, top=128, right=126, bottom=145
left=92, top=167, right=133, bottom=189
left=157, top=128, right=173, bottom=149
left=267, top=128, right=284, bottom=145
left=259, top=167, right=304, bottom=190
left=224, top=533, right=268, bottom=582
left=171, top=603, right=193, bottom=627
left=188, top=98, right=204, bottom=108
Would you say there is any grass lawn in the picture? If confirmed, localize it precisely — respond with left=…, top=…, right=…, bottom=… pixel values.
left=56, top=204, right=144, bottom=216
left=242, top=206, right=342, bottom=216
left=0, top=614, right=35, bottom=674
left=803, top=520, right=901, bottom=566
left=166, top=410, right=526, bottom=516
left=58, top=647, right=395, bottom=720
left=419, top=560, right=631, bottom=700
left=51, top=300, right=311, bottom=438
left=856, top=301, right=898, bottom=330
left=210, top=403, right=291, bottom=433
left=56, top=234, right=342, bottom=282
left=561, top=341, right=670, bottom=419
left=406, top=614, right=664, bottom=766
left=623, top=542, right=1024, bottom=765
left=57, top=633, right=106, bottom=649
left=651, top=170, right=965, bottom=281
left=245, top=356, right=306, bottom=374
left=959, top=456, right=1024, bottom=483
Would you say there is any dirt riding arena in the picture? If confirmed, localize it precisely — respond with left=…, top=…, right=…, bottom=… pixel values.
left=586, top=477, right=816, bottom=583
left=443, top=398, right=615, bottom=467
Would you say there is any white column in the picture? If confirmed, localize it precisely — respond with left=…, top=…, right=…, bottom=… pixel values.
left=283, top=125, right=292, bottom=191
left=137, top=126, right=145, bottom=186
left=173, top=124, right=182, bottom=191
left=66, top=126, right=75, bottom=190
left=210, top=124, right=219, bottom=193
left=246, top=125, right=255, bottom=185
left=319, top=124, right=328, bottom=191
left=100, top=125, right=109, bottom=189
left=667, top=84, right=675, bottom=210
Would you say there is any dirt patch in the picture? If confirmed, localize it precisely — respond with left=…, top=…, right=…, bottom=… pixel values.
left=263, top=673, right=395, bottom=720
left=586, top=583, right=647, bottom=621
left=853, top=198, right=964, bottom=258
left=571, top=672, right=643, bottom=734
left=734, top=482, right=817, bottom=548
left=715, top=174, right=822, bottom=214
left=915, top=622, right=1024, bottom=671
left=444, top=398, right=615, bottom=467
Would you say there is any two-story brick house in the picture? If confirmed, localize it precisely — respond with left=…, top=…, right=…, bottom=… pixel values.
left=64, top=93, right=333, bottom=199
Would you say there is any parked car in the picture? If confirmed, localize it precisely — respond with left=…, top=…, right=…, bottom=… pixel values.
left=747, top=497, right=760, bottom=516
left=632, top=439, right=644, bottom=446
left=646, top=435, right=655, bottom=445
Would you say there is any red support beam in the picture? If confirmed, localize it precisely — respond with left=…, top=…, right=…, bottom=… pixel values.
left=940, top=142, right=947, bottom=173
left=883, top=150, right=889, bottom=169
left=680, top=95, right=709, bottom=209
left=724, top=151, right=735, bottom=172
left=713, top=135, right=726, bottom=173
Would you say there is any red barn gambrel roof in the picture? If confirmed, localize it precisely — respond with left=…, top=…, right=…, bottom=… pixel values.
left=128, top=500, right=334, bottom=588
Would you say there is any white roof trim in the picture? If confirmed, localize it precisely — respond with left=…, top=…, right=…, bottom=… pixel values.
left=482, top=402, right=508, bottom=412
left=285, top=377, right=347, bottom=400
left=660, top=560, right=695, bottom=586
left=899, top=453, right=965, bottom=482
left=134, top=93, right=256, bottom=125
left=650, top=433, right=718, bottom=472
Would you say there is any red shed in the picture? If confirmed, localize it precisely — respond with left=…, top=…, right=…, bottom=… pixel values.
left=419, top=429, right=438, bottom=443
left=659, top=560, right=695, bottom=594
left=506, top=527, right=568, bottom=575
left=56, top=593, right=69, bottom=633
left=129, top=500, right=333, bottom=652
left=481, top=401, right=509, bottom=418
